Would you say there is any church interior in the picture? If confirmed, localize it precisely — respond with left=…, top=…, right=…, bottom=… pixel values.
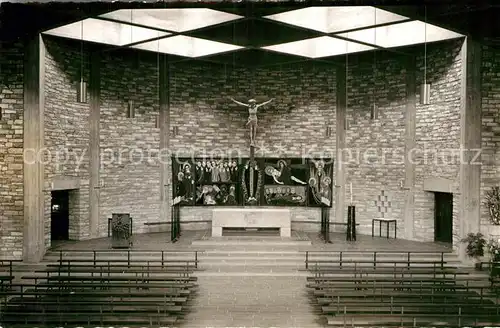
left=1, top=1, right=500, bottom=327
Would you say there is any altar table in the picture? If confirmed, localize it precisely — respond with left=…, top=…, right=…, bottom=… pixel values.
left=212, top=208, right=291, bottom=237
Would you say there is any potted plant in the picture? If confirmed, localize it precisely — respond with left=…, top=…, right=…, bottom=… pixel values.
left=487, top=239, right=500, bottom=279
left=460, top=232, right=486, bottom=269
left=111, top=213, right=131, bottom=249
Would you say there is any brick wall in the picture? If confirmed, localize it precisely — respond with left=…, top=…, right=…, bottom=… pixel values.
left=414, top=40, right=462, bottom=242
left=44, top=37, right=91, bottom=242
left=3, top=35, right=467, bottom=249
left=0, top=41, right=24, bottom=259
left=344, top=56, right=406, bottom=236
left=99, top=50, right=161, bottom=236
left=169, top=62, right=336, bottom=230
left=481, top=44, right=500, bottom=239
left=344, top=40, right=462, bottom=238
left=38, top=36, right=464, bottom=240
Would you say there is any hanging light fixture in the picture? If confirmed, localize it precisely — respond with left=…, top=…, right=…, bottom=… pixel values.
left=371, top=8, right=378, bottom=120
left=77, top=20, right=87, bottom=103
left=420, top=6, right=431, bottom=105
left=344, top=39, right=349, bottom=130
left=155, top=35, right=161, bottom=128
left=126, top=11, right=135, bottom=119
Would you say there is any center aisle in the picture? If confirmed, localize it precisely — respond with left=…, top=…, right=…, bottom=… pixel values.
left=184, top=235, right=324, bottom=327
left=187, top=276, right=322, bottom=327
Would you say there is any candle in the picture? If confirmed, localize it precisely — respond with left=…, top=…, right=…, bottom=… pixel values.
left=350, top=182, right=353, bottom=204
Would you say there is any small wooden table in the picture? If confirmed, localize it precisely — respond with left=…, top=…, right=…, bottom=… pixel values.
left=372, top=218, right=397, bottom=239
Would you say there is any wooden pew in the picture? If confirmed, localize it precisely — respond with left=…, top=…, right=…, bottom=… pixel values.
left=0, top=260, right=16, bottom=291
left=54, top=249, right=200, bottom=269
left=0, top=256, right=199, bottom=327
left=322, top=302, right=500, bottom=315
left=0, top=311, right=178, bottom=326
left=325, top=312, right=500, bottom=327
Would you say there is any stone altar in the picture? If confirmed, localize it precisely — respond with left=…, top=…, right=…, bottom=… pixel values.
left=212, top=208, right=291, bottom=237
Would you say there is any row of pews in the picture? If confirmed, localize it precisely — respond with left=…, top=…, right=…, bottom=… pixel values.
left=0, top=250, right=199, bottom=326
left=305, top=251, right=500, bottom=327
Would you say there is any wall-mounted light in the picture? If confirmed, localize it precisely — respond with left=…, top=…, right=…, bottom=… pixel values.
left=370, top=103, right=378, bottom=120
left=325, top=126, right=332, bottom=137
left=155, top=115, right=160, bottom=129
left=127, top=100, right=135, bottom=118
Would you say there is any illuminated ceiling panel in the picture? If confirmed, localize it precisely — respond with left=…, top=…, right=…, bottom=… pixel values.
left=99, top=8, right=243, bottom=32
left=264, top=6, right=408, bottom=33
left=337, top=20, right=464, bottom=48
left=131, top=35, right=244, bottom=58
left=261, top=36, right=374, bottom=58
left=43, top=18, right=168, bottom=46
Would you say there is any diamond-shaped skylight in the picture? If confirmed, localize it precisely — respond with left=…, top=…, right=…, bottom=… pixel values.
left=99, top=8, right=242, bottom=32
left=336, top=20, right=463, bottom=48
left=261, top=36, right=374, bottom=58
left=264, top=6, right=408, bottom=33
left=43, top=18, right=168, bottom=46
left=131, top=35, right=243, bottom=58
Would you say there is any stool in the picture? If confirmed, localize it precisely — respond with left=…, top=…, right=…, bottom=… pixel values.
left=372, top=218, right=397, bottom=239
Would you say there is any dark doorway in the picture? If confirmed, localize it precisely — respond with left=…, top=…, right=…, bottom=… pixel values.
left=51, top=190, right=69, bottom=240
left=434, top=192, right=453, bottom=243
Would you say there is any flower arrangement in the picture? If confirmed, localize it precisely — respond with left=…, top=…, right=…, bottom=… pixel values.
left=487, top=239, right=500, bottom=262
left=487, top=239, right=500, bottom=279
left=485, top=186, right=500, bottom=225
left=460, top=232, right=486, bottom=260
left=112, top=216, right=131, bottom=238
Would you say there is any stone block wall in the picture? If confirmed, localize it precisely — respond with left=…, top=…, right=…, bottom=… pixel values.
left=344, top=39, right=463, bottom=238
left=344, top=56, right=407, bottom=236
left=481, top=44, right=500, bottom=238
left=414, top=40, right=462, bottom=242
left=36, top=36, right=464, bottom=241
left=0, top=41, right=24, bottom=259
left=44, top=37, right=91, bottom=242
left=169, top=62, right=336, bottom=230
left=1, top=35, right=470, bottom=252
left=168, top=63, right=336, bottom=156
left=99, top=50, right=161, bottom=236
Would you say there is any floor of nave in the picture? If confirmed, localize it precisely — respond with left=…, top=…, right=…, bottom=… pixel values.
left=42, top=230, right=457, bottom=327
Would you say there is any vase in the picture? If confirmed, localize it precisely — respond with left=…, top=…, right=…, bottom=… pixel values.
left=111, top=213, right=131, bottom=249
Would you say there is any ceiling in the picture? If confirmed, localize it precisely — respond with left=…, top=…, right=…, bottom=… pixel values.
left=1, top=1, right=499, bottom=67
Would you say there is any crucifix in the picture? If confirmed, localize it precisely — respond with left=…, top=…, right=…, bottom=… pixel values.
left=229, top=97, right=274, bottom=147
left=228, top=67, right=274, bottom=204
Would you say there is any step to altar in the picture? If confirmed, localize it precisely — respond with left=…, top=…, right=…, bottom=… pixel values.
left=191, top=236, right=312, bottom=246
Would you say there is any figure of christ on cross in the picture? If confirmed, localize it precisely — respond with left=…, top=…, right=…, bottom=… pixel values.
left=229, top=97, right=274, bottom=146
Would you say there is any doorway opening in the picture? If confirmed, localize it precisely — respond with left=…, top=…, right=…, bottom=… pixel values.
left=434, top=192, right=453, bottom=244
left=51, top=190, right=69, bottom=241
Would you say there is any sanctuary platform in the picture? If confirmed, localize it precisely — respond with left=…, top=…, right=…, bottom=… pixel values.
left=49, top=230, right=453, bottom=253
